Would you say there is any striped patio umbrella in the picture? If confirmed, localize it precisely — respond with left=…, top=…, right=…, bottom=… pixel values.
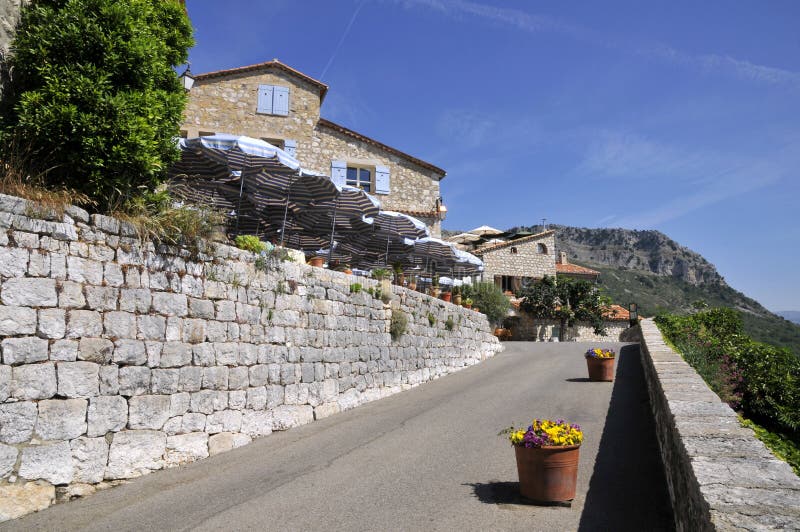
left=370, top=211, right=429, bottom=240
left=413, top=237, right=460, bottom=264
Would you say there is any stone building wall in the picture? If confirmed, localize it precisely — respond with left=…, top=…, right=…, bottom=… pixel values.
left=507, top=313, right=629, bottom=342
left=0, top=193, right=501, bottom=521
left=624, top=320, right=800, bottom=530
left=478, top=231, right=556, bottom=281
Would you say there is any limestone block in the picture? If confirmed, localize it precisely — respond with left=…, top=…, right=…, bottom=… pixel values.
left=228, top=366, right=249, bottom=390
left=87, top=396, right=128, bottom=437
left=213, top=342, right=238, bottom=365
left=215, top=300, right=236, bottom=322
left=118, top=366, right=151, bottom=396
left=91, top=214, right=120, bottom=234
left=182, top=318, right=206, bottom=344
left=70, top=437, right=108, bottom=484
left=104, top=263, right=124, bottom=287
left=0, top=276, right=58, bottom=307
left=178, top=366, right=202, bottom=392
left=202, top=366, right=228, bottom=390
left=189, top=390, right=227, bottom=414
left=0, top=248, right=28, bottom=277
left=105, top=430, right=165, bottom=479
left=181, top=413, right=206, bottom=433
left=66, top=256, right=103, bottom=284
left=246, top=387, right=267, bottom=410
left=104, top=311, right=136, bottom=338
left=208, top=432, right=235, bottom=456
left=99, top=365, right=119, bottom=395
left=35, top=399, right=87, bottom=440
left=0, top=402, right=37, bottom=444
left=237, top=343, right=258, bottom=366
left=0, top=443, right=18, bottom=477
left=37, top=308, right=66, bottom=339
left=267, top=364, right=281, bottom=384
left=145, top=341, right=162, bottom=367
left=19, top=442, right=74, bottom=485
left=313, top=402, right=341, bottom=420
left=165, top=433, right=209, bottom=466
left=0, top=482, right=55, bottom=522
left=241, top=410, right=272, bottom=437
left=188, top=297, right=215, bottom=319
left=128, top=395, right=171, bottom=430
left=272, top=405, right=314, bottom=431
left=249, top=365, right=269, bottom=387
left=205, top=321, right=227, bottom=342
left=77, top=337, right=113, bottom=364
left=113, top=339, right=147, bottom=365
left=165, top=316, right=182, bottom=342
left=162, top=416, right=182, bottom=435
left=58, top=281, right=86, bottom=308
left=137, top=315, right=166, bottom=340
left=151, top=369, right=180, bottom=395
left=57, top=361, right=99, bottom=398
left=152, top=292, right=188, bottom=317
left=0, top=365, right=8, bottom=402
left=84, top=286, right=118, bottom=312
left=67, top=310, right=103, bottom=338
left=170, top=392, right=190, bottom=417
left=0, top=306, right=37, bottom=336
left=192, top=343, right=215, bottom=366
left=160, top=342, right=191, bottom=367
left=12, top=363, right=56, bottom=400
left=119, top=288, right=151, bottom=313
left=266, top=385, right=284, bottom=409
left=2, top=336, right=48, bottom=365
left=228, top=390, right=246, bottom=410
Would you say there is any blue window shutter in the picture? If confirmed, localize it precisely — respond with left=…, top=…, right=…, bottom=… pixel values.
left=257, top=85, right=273, bottom=114
left=375, top=165, right=390, bottom=194
left=273, top=86, right=290, bottom=115
left=284, top=139, right=297, bottom=158
left=331, top=160, right=347, bottom=187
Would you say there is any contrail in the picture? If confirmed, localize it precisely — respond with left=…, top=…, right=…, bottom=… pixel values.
left=320, top=0, right=366, bottom=80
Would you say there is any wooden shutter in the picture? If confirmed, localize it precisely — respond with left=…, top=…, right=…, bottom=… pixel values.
left=331, top=160, right=347, bottom=187
left=273, top=86, right=290, bottom=115
left=257, top=85, right=274, bottom=114
left=375, top=165, right=390, bottom=194
left=284, top=139, right=297, bottom=158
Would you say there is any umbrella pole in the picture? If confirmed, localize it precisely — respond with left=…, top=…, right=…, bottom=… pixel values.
left=327, top=199, right=338, bottom=267
left=280, top=185, right=292, bottom=248
left=235, top=176, right=245, bottom=234
left=385, top=233, right=390, bottom=265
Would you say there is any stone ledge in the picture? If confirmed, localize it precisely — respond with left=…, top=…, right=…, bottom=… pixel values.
left=629, top=320, right=800, bottom=531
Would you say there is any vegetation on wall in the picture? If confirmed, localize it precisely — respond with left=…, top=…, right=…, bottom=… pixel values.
left=517, top=276, right=608, bottom=341
left=0, top=0, right=194, bottom=211
left=461, top=282, right=511, bottom=328
left=655, top=308, right=800, bottom=473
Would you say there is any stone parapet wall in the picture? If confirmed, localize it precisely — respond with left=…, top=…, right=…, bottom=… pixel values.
left=0, top=193, right=501, bottom=521
left=624, top=320, right=800, bottom=531
left=508, top=313, right=628, bottom=342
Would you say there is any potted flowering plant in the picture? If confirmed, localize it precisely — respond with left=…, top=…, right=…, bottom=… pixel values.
left=585, top=347, right=616, bottom=382
left=505, top=419, right=583, bottom=503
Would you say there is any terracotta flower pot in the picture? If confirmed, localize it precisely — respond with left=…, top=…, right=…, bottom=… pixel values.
left=408, top=282, right=417, bottom=291
left=453, top=294, right=462, bottom=306
left=308, top=257, right=324, bottom=268
left=586, top=357, right=615, bottom=382
left=464, top=304, right=472, bottom=310
left=441, top=292, right=452, bottom=303
left=515, top=445, right=580, bottom=503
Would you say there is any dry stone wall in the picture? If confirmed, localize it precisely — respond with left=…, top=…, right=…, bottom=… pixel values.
left=625, top=320, right=800, bottom=531
left=0, top=193, right=501, bottom=521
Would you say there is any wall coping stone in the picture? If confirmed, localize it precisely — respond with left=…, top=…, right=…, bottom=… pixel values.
left=625, top=319, right=800, bottom=531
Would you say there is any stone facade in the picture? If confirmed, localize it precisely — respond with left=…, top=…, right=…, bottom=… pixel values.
left=475, top=230, right=556, bottom=285
left=0, top=193, right=501, bottom=521
left=625, top=320, right=800, bottom=530
left=181, top=60, right=445, bottom=236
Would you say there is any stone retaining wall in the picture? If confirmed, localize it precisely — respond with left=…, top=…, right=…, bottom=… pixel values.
left=0, top=193, right=502, bottom=521
left=508, top=314, right=628, bottom=342
left=624, top=319, right=800, bottom=531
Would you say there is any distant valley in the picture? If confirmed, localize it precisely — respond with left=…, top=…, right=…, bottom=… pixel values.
left=777, top=311, right=800, bottom=325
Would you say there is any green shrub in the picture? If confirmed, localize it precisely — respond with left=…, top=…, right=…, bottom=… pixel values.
left=235, top=235, right=267, bottom=254
left=350, top=283, right=362, bottom=293
left=427, top=312, right=436, bottom=327
left=371, top=268, right=391, bottom=280
left=390, top=309, right=408, bottom=341
left=465, top=282, right=511, bottom=328
left=445, top=316, right=455, bottom=331
left=1, top=0, right=193, bottom=211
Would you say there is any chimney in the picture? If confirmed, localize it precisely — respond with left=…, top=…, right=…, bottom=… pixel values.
left=559, top=251, right=568, bottom=264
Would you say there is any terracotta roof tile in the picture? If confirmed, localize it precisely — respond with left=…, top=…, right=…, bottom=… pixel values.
left=556, top=263, right=600, bottom=276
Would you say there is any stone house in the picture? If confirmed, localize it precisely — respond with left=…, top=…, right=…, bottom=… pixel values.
left=555, top=251, right=599, bottom=282
left=181, top=59, right=447, bottom=236
left=471, top=230, right=556, bottom=292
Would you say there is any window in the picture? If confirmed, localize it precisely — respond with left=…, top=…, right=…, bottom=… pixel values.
left=510, top=247, right=518, bottom=254
left=199, top=131, right=215, bottom=137
left=346, top=165, right=372, bottom=192
left=257, top=85, right=290, bottom=116
left=261, top=138, right=285, bottom=150
left=537, top=243, right=548, bottom=254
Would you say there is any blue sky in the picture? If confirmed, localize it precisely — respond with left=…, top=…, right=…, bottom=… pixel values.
left=186, top=0, right=800, bottom=312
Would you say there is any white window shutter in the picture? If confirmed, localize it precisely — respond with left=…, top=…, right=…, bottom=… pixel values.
left=375, top=165, right=390, bottom=194
left=257, top=85, right=274, bottom=114
left=273, top=86, right=290, bottom=115
left=331, top=160, right=347, bottom=187
left=284, top=139, right=297, bottom=158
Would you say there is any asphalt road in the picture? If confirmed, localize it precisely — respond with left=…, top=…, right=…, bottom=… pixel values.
left=5, top=342, right=674, bottom=531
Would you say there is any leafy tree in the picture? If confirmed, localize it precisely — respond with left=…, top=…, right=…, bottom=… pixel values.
left=518, top=276, right=609, bottom=341
left=462, top=282, right=511, bottom=327
left=0, top=0, right=193, bottom=210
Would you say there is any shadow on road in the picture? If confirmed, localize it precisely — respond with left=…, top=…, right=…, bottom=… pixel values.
left=565, top=377, right=592, bottom=383
left=577, top=344, right=675, bottom=531
left=464, top=482, right=571, bottom=507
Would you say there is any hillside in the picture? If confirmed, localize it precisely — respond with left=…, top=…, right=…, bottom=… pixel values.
left=777, top=311, right=800, bottom=325
left=447, top=225, right=800, bottom=357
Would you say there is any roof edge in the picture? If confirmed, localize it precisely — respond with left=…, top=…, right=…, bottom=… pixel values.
left=194, top=59, right=329, bottom=102
left=473, top=230, right=555, bottom=255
